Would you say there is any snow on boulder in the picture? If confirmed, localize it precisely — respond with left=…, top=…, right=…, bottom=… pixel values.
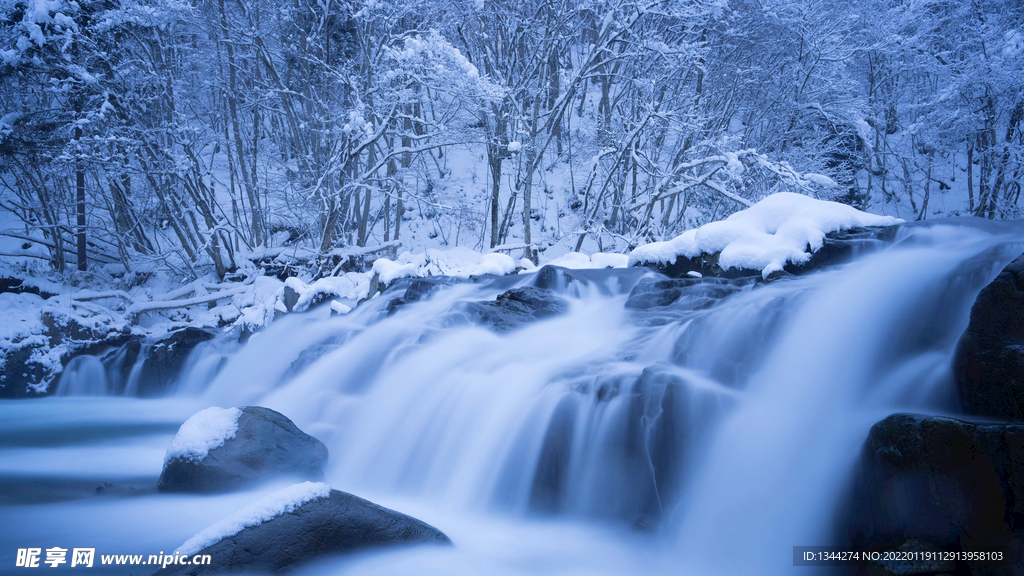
left=179, top=481, right=332, bottom=555
left=156, top=484, right=450, bottom=575
left=163, top=407, right=241, bottom=464
left=629, top=192, right=902, bottom=278
left=158, top=406, right=328, bottom=493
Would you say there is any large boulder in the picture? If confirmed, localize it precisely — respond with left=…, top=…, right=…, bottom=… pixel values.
left=847, top=414, right=1024, bottom=573
left=460, top=286, right=568, bottom=332
left=954, top=253, right=1024, bottom=420
left=158, top=406, right=328, bottom=493
left=154, top=483, right=450, bottom=575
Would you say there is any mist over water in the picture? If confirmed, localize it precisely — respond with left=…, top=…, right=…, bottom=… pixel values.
left=5, top=219, right=1023, bottom=575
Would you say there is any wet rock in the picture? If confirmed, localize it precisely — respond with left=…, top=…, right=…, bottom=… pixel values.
left=153, top=488, right=450, bottom=575
left=157, top=406, right=328, bottom=493
left=94, top=482, right=143, bottom=496
left=624, top=277, right=752, bottom=310
left=135, top=327, right=216, bottom=397
left=385, top=277, right=460, bottom=316
left=637, top=225, right=898, bottom=280
left=532, top=265, right=592, bottom=291
left=461, top=286, right=568, bottom=332
left=847, top=414, right=1024, bottom=572
left=954, top=253, right=1024, bottom=420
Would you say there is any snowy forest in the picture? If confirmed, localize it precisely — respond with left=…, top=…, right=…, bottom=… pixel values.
left=5, top=1, right=1024, bottom=575
left=2, top=0, right=1022, bottom=278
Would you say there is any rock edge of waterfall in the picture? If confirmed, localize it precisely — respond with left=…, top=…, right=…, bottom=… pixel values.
left=954, top=252, right=1024, bottom=420
left=846, top=251, right=1024, bottom=575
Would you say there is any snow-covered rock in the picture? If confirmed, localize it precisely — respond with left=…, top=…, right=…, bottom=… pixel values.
left=629, top=192, right=902, bottom=278
left=282, top=274, right=369, bottom=313
left=157, top=485, right=450, bottom=575
left=179, top=481, right=331, bottom=555
left=232, top=276, right=286, bottom=333
left=158, top=406, right=328, bottom=493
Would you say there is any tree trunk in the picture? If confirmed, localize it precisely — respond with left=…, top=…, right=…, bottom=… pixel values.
left=75, top=125, right=87, bottom=271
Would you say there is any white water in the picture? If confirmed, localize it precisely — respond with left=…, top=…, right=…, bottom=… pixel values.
left=3, top=220, right=1022, bottom=575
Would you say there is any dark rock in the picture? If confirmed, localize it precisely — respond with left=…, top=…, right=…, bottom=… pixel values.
left=635, top=225, right=899, bottom=280
left=954, top=253, right=1024, bottom=420
left=385, top=277, right=460, bottom=316
left=95, top=482, right=143, bottom=496
left=624, top=276, right=752, bottom=310
left=461, top=286, right=568, bottom=332
left=153, top=488, right=449, bottom=575
left=289, top=340, right=343, bottom=375
left=533, top=265, right=591, bottom=291
left=157, top=406, right=328, bottom=493
left=41, top=308, right=121, bottom=346
left=135, top=328, right=216, bottom=397
left=0, top=277, right=57, bottom=298
left=847, top=414, right=1024, bottom=573
left=282, top=283, right=301, bottom=312
left=0, top=343, right=50, bottom=398
left=0, top=319, right=132, bottom=399
left=282, top=281, right=337, bottom=314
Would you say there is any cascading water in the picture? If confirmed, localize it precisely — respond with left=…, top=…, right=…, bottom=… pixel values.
left=3, top=219, right=1022, bottom=575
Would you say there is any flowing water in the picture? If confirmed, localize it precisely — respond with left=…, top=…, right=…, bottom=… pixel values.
left=3, top=219, right=1023, bottom=575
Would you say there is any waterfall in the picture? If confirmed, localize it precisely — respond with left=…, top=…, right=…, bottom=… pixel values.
left=31, top=219, right=1024, bottom=575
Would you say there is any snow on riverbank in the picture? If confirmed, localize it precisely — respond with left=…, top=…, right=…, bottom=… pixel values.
left=628, top=193, right=902, bottom=277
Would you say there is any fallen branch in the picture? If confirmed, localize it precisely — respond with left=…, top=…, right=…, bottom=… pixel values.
left=126, top=284, right=249, bottom=322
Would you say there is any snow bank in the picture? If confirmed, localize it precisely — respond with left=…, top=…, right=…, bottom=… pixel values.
left=232, top=276, right=285, bottom=331
left=629, top=192, right=902, bottom=278
left=547, top=252, right=630, bottom=269
left=164, top=407, right=242, bottom=464
left=372, top=248, right=517, bottom=285
left=372, top=258, right=420, bottom=285
left=179, top=481, right=331, bottom=555
left=283, top=274, right=369, bottom=312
